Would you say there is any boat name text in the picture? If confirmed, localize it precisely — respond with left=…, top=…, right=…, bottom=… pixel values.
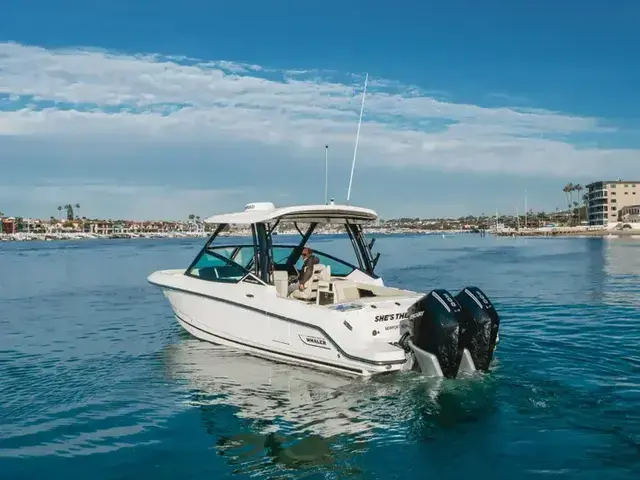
left=374, top=311, right=423, bottom=322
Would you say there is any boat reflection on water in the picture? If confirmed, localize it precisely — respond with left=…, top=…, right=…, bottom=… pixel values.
left=162, top=338, right=499, bottom=477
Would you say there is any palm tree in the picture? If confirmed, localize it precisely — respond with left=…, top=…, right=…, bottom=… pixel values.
left=562, top=183, right=578, bottom=224
left=63, top=204, right=74, bottom=221
left=57, top=205, right=62, bottom=220
left=188, top=213, right=195, bottom=221
left=574, top=184, right=583, bottom=223
left=568, top=183, right=575, bottom=207
left=75, top=203, right=81, bottom=219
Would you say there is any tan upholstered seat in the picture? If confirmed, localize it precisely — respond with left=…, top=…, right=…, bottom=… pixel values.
left=290, top=264, right=330, bottom=301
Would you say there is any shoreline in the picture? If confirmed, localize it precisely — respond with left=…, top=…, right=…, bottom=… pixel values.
left=0, top=231, right=209, bottom=242
left=2, top=228, right=640, bottom=242
left=0, top=229, right=473, bottom=242
left=494, top=229, right=640, bottom=238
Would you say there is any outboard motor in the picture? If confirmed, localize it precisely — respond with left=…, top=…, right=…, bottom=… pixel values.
left=404, top=289, right=466, bottom=378
left=455, top=286, right=500, bottom=371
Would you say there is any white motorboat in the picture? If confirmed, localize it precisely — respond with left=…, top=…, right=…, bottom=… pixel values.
left=148, top=201, right=501, bottom=379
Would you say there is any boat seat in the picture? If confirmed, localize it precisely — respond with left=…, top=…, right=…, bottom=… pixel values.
left=290, top=264, right=330, bottom=301
left=333, top=280, right=360, bottom=302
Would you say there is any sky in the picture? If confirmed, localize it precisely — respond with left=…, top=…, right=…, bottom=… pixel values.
left=1, top=0, right=639, bottom=220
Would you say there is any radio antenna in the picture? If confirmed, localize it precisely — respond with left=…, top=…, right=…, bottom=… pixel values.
left=324, top=144, right=329, bottom=205
left=346, top=72, right=368, bottom=203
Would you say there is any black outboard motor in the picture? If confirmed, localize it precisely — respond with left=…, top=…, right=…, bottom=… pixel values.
left=406, top=289, right=466, bottom=378
left=455, top=286, right=500, bottom=371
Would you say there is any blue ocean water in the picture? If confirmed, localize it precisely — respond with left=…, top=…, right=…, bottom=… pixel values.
left=1, top=234, right=639, bottom=479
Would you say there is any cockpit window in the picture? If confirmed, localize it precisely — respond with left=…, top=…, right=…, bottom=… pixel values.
left=186, top=250, right=249, bottom=283
left=272, top=245, right=356, bottom=277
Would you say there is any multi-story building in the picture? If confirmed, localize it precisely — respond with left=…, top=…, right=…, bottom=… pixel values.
left=586, top=180, right=640, bottom=226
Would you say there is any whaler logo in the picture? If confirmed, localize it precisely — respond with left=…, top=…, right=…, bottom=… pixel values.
left=299, top=334, right=330, bottom=349
left=374, top=311, right=423, bottom=322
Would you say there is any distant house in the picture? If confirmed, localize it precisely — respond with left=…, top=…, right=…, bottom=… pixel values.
left=84, top=221, right=114, bottom=235
left=1, top=217, right=17, bottom=234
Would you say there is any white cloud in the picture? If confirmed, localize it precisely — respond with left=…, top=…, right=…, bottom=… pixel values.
left=1, top=41, right=639, bottom=220
left=1, top=41, right=637, bottom=181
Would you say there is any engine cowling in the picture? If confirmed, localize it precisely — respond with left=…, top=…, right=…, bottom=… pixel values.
left=455, top=286, right=500, bottom=371
left=406, top=289, right=466, bottom=378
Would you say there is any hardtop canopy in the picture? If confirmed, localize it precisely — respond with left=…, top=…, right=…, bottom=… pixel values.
left=203, top=202, right=378, bottom=225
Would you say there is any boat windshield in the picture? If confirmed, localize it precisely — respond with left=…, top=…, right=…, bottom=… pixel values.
left=186, top=243, right=357, bottom=283
left=185, top=247, right=253, bottom=283
left=186, top=219, right=379, bottom=284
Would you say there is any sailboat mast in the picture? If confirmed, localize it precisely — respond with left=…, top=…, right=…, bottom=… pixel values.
left=524, top=189, right=528, bottom=228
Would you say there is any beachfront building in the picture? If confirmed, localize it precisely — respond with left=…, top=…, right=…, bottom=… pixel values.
left=586, top=180, right=640, bottom=226
left=618, top=204, right=640, bottom=228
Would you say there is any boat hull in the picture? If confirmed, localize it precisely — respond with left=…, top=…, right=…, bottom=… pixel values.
left=150, top=270, right=413, bottom=377
left=176, top=314, right=370, bottom=377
